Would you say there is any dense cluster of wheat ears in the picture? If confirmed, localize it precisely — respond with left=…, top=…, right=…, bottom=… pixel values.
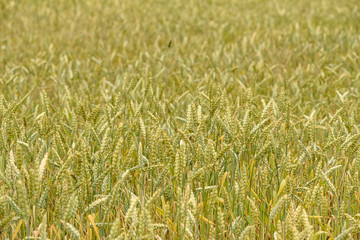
left=1, top=0, right=360, bottom=239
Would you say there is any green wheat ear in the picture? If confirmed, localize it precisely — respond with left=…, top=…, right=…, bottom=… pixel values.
left=270, top=195, right=288, bottom=221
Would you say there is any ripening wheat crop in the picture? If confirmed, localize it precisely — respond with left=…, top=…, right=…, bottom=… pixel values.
left=0, top=0, right=360, bottom=239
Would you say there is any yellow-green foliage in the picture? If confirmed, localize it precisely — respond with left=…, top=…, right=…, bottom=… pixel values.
left=0, top=0, right=360, bottom=239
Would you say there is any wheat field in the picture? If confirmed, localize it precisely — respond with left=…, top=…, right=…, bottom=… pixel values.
left=1, top=0, right=360, bottom=239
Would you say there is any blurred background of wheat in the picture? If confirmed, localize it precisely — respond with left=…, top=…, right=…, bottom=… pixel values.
left=0, top=0, right=360, bottom=239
